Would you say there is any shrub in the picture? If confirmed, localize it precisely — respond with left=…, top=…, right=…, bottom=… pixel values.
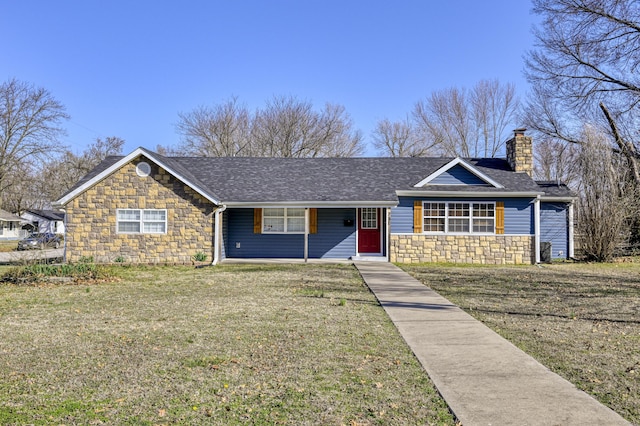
left=193, top=252, right=207, bottom=262
left=0, top=262, right=109, bottom=285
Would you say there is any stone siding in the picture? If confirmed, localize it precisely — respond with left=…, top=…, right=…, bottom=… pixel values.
left=390, top=234, right=535, bottom=265
left=64, top=157, right=215, bottom=263
left=506, top=131, right=533, bottom=176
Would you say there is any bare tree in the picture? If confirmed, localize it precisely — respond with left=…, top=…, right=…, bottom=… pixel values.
left=176, top=97, right=252, bottom=157
left=175, top=96, right=364, bottom=158
left=471, top=80, right=519, bottom=157
left=412, top=80, right=519, bottom=157
left=0, top=78, right=69, bottom=208
left=36, top=136, right=125, bottom=203
left=251, top=96, right=363, bottom=158
left=524, top=0, right=640, bottom=184
left=576, top=126, right=639, bottom=261
left=372, top=117, right=436, bottom=157
left=534, top=136, right=580, bottom=186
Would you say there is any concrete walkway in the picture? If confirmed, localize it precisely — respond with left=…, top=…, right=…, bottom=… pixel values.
left=355, top=262, right=630, bottom=426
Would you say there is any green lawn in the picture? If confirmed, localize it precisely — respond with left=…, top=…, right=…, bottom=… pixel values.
left=0, top=264, right=454, bottom=425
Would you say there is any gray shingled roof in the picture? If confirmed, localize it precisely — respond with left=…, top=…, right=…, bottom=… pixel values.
left=60, top=153, right=574, bottom=205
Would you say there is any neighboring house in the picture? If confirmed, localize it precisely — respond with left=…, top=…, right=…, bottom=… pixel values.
left=21, top=209, right=66, bottom=235
left=0, top=209, right=26, bottom=240
left=55, top=129, right=576, bottom=265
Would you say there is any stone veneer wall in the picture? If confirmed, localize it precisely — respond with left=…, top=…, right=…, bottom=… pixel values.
left=506, top=132, right=533, bottom=176
left=64, top=158, right=215, bottom=263
left=390, top=234, right=535, bottom=265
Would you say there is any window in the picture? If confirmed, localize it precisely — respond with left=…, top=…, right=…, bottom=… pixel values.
left=117, top=209, right=166, bottom=234
left=422, top=202, right=495, bottom=234
left=263, top=208, right=305, bottom=233
left=360, top=208, right=378, bottom=229
left=423, top=202, right=445, bottom=232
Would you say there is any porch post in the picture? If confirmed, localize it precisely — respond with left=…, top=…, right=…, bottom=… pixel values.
left=304, top=208, right=309, bottom=262
left=212, top=205, right=227, bottom=265
left=534, top=196, right=541, bottom=264
left=386, top=207, right=391, bottom=262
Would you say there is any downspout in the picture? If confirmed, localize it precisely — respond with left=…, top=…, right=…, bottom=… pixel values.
left=212, top=205, right=227, bottom=265
left=568, top=201, right=575, bottom=259
left=534, top=196, right=541, bottom=264
left=304, top=208, right=309, bottom=263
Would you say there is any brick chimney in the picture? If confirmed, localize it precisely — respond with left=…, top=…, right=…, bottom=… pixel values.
left=506, top=128, right=533, bottom=176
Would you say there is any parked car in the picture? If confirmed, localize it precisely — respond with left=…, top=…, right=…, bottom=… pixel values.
left=17, top=233, right=61, bottom=250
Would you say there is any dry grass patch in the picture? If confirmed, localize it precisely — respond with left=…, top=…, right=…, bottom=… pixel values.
left=0, top=264, right=454, bottom=425
left=401, top=262, right=640, bottom=424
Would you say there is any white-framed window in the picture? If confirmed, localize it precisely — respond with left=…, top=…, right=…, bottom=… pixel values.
left=263, top=208, right=305, bottom=233
left=423, top=202, right=495, bottom=234
left=117, top=209, right=167, bottom=234
left=360, top=208, right=378, bottom=229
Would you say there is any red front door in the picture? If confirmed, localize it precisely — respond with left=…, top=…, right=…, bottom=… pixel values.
left=358, top=208, right=381, bottom=253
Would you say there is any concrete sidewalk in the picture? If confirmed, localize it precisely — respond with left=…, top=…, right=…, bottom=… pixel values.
left=355, top=262, right=630, bottom=426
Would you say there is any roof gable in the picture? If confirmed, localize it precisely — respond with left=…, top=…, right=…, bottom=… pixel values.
left=413, top=158, right=505, bottom=189
left=55, top=147, right=221, bottom=206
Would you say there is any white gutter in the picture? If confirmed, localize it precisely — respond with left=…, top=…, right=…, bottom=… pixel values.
left=396, top=190, right=544, bottom=198
left=224, top=201, right=398, bottom=208
left=534, top=195, right=541, bottom=264
left=212, top=205, right=227, bottom=265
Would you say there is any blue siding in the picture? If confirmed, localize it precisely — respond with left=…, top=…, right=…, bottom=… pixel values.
left=504, top=199, right=534, bottom=235
left=540, top=203, right=569, bottom=259
left=392, top=196, right=534, bottom=235
left=226, top=208, right=304, bottom=258
left=309, top=208, right=356, bottom=258
left=391, top=197, right=415, bottom=233
left=225, top=208, right=357, bottom=259
left=430, top=165, right=487, bottom=185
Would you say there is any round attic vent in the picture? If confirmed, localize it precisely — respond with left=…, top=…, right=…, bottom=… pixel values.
left=136, top=161, right=151, bottom=177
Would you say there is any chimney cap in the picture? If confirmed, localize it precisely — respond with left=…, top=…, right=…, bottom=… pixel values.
left=514, top=128, right=527, bottom=136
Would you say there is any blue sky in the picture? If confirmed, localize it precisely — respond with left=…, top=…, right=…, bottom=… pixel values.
left=1, top=1, right=537, bottom=156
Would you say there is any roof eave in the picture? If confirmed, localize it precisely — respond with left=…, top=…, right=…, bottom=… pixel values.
left=396, top=190, right=544, bottom=198
left=224, top=200, right=398, bottom=208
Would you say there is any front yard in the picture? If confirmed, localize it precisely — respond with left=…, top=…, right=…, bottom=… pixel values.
left=402, top=262, right=640, bottom=425
left=0, top=264, right=454, bottom=425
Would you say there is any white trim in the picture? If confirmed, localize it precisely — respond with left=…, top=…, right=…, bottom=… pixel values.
left=212, top=205, right=227, bottom=265
left=540, top=196, right=577, bottom=202
left=55, top=147, right=221, bottom=206
left=397, top=190, right=542, bottom=198
left=356, top=207, right=384, bottom=256
left=135, top=161, right=151, bottom=177
left=116, top=208, right=167, bottom=234
left=413, top=157, right=505, bottom=189
left=390, top=232, right=535, bottom=236
left=568, top=202, right=575, bottom=258
left=262, top=207, right=306, bottom=234
left=421, top=201, right=497, bottom=235
left=534, top=196, right=541, bottom=263
left=225, top=201, right=398, bottom=208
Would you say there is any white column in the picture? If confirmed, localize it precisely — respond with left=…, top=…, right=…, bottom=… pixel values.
left=534, top=196, right=541, bottom=264
left=212, top=205, right=226, bottom=265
